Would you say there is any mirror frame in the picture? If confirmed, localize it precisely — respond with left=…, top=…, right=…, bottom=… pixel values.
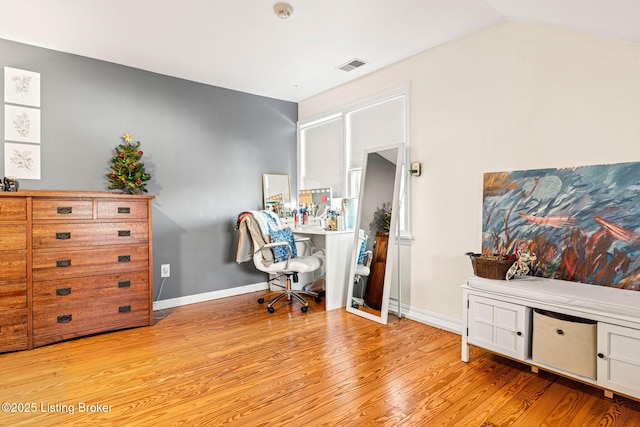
left=345, top=143, right=405, bottom=324
left=262, top=174, right=291, bottom=213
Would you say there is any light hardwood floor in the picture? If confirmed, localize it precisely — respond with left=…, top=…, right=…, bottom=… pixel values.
left=1, top=292, right=639, bottom=426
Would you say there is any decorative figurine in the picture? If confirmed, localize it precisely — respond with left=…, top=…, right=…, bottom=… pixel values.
left=3, top=176, right=19, bottom=192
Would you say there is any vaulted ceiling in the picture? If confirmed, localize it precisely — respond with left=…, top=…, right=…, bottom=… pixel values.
left=0, top=1, right=638, bottom=102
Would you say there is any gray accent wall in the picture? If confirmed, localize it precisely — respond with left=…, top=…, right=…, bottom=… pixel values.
left=0, top=38, right=297, bottom=300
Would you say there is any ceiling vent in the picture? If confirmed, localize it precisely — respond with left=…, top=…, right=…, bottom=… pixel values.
left=337, top=58, right=367, bottom=72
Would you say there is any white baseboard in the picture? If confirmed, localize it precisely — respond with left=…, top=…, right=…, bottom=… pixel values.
left=383, top=299, right=462, bottom=335
left=403, top=305, right=462, bottom=335
left=154, top=285, right=462, bottom=336
left=153, top=282, right=268, bottom=310
left=388, top=298, right=411, bottom=318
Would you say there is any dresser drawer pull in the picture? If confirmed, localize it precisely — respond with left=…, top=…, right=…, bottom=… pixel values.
left=57, top=207, right=73, bottom=214
left=56, top=259, right=72, bottom=267
left=119, top=305, right=132, bottom=313
left=56, top=287, right=72, bottom=296
left=118, top=280, right=131, bottom=288
left=56, top=232, right=71, bottom=240
left=118, top=207, right=131, bottom=214
left=118, top=230, right=131, bottom=237
left=118, top=255, right=131, bottom=262
left=57, top=314, right=73, bottom=323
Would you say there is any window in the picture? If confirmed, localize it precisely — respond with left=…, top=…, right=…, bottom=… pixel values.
left=345, top=93, right=406, bottom=198
left=299, top=115, right=343, bottom=195
left=298, top=86, right=410, bottom=235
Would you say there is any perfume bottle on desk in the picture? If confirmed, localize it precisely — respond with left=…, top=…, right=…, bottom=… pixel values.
left=326, top=210, right=338, bottom=231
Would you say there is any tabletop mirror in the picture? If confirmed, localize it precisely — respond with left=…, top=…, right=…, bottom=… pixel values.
left=346, top=143, right=404, bottom=324
left=262, top=174, right=291, bottom=215
left=298, top=187, right=332, bottom=214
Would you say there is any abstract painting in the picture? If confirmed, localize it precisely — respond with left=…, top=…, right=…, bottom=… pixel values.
left=482, top=162, right=640, bottom=290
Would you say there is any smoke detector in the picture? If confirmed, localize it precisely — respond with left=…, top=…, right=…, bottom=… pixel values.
left=274, top=3, right=293, bottom=19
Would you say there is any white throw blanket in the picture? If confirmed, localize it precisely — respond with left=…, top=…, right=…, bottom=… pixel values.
left=236, top=210, right=280, bottom=264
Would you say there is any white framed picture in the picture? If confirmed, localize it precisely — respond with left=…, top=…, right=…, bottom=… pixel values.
left=4, top=142, right=41, bottom=180
left=4, top=67, right=40, bottom=107
left=5, top=104, right=41, bottom=143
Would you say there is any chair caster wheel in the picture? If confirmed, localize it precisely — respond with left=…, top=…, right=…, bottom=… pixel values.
left=301, top=306, right=309, bottom=313
left=267, top=306, right=275, bottom=313
left=258, top=298, right=265, bottom=304
left=315, top=295, right=322, bottom=303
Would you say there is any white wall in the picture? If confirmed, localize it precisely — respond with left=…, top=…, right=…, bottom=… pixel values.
left=299, top=20, right=640, bottom=326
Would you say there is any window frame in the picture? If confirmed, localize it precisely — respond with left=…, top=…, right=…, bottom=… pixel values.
left=298, top=84, right=411, bottom=238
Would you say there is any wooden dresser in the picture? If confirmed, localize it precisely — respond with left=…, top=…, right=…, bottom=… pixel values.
left=0, top=190, right=154, bottom=352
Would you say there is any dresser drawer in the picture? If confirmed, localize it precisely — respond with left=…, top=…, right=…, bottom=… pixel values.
left=0, top=224, right=26, bottom=250
left=32, top=245, right=149, bottom=280
left=33, top=222, right=149, bottom=249
left=0, top=310, right=28, bottom=352
left=0, top=198, right=27, bottom=221
left=33, top=271, right=148, bottom=304
left=0, top=252, right=27, bottom=282
left=32, top=292, right=150, bottom=347
left=97, top=200, right=148, bottom=219
left=0, top=283, right=27, bottom=310
left=33, top=199, right=93, bottom=220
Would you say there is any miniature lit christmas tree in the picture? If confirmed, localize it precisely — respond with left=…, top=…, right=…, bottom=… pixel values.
left=108, top=133, right=151, bottom=194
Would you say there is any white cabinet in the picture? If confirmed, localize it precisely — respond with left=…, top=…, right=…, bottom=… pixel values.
left=462, top=278, right=640, bottom=401
left=467, top=294, right=530, bottom=361
left=597, top=323, right=640, bottom=399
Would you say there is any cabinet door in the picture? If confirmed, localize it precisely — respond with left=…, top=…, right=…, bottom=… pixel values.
left=468, top=294, right=530, bottom=361
left=597, top=322, right=640, bottom=399
left=364, top=232, right=388, bottom=310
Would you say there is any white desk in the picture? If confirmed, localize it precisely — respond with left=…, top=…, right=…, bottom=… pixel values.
left=292, top=227, right=354, bottom=311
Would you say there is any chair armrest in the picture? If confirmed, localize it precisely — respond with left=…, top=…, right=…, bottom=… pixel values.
left=362, top=250, right=373, bottom=267
left=256, top=241, right=292, bottom=266
left=293, top=236, right=313, bottom=256
left=262, top=241, right=290, bottom=249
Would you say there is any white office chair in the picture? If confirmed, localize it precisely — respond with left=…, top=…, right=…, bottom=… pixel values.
left=254, top=240, right=322, bottom=312
left=237, top=210, right=323, bottom=313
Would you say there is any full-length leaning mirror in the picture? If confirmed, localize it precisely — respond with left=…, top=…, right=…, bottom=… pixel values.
left=346, top=143, right=404, bottom=324
left=262, top=174, right=291, bottom=215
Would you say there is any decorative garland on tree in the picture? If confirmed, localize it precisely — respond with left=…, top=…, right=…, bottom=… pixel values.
left=108, top=133, right=151, bottom=194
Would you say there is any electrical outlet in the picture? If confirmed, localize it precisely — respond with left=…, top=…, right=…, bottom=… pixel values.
left=161, top=264, right=170, bottom=278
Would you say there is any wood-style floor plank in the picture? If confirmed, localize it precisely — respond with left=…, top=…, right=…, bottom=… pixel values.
left=0, top=291, right=638, bottom=426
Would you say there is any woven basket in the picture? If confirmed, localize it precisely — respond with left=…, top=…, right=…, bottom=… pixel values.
left=466, top=252, right=514, bottom=280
